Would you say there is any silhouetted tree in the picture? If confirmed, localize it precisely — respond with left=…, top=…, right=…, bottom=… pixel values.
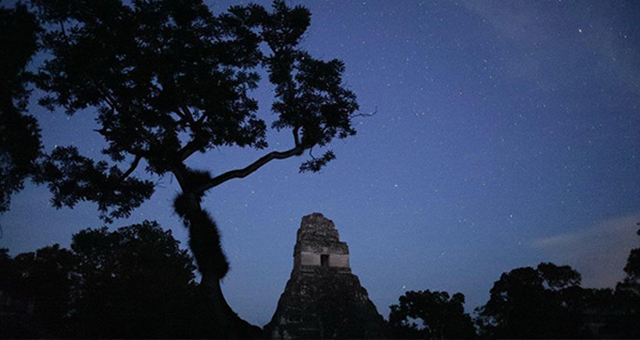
left=0, top=221, right=206, bottom=338
left=1, top=245, right=76, bottom=337
left=0, top=2, right=41, bottom=213
left=476, top=262, right=588, bottom=339
left=30, top=0, right=358, bottom=335
left=388, top=290, right=476, bottom=339
left=70, top=220, right=200, bottom=338
left=0, top=248, right=12, bottom=279
left=621, top=227, right=640, bottom=287
left=613, top=226, right=640, bottom=338
left=575, top=288, right=624, bottom=338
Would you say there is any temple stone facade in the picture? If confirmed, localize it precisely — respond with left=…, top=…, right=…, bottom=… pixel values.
left=265, top=213, right=384, bottom=339
left=293, top=212, right=350, bottom=271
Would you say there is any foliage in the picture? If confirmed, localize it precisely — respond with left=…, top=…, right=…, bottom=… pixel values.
left=70, top=220, right=200, bottom=338
left=13, top=245, right=76, bottom=332
left=34, top=146, right=155, bottom=222
left=0, top=245, right=75, bottom=337
left=624, top=247, right=640, bottom=284
left=475, top=262, right=588, bottom=339
left=29, top=0, right=359, bottom=332
left=621, top=227, right=640, bottom=286
left=612, top=226, right=640, bottom=338
left=474, top=233, right=640, bottom=339
left=388, top=289, right=476, bottom=339
left=0, top=2, right=42, bottom=213
left=31, top=0, right=358, bottom=217
left=0, top=221, right=207, bottom=338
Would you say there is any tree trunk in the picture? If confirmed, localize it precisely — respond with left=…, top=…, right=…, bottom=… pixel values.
left=198, top=256, right=262, bottom=339
left=172, top=176, right=260, bottom=338
left=200, top=271, right=239, bottom=338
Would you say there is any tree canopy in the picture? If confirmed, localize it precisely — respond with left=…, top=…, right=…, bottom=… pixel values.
left=26, top=0, right=360, bottom=334
left=0, top=221, right=205, bottom=338
left=613, top=226, right=640, bottom=338
left=4, top=244, right=75, bottom=337
left=388, top=289, right=476, bottom=339
left=476, top=262, right=589, bottom=339
left=32, top=0, right=358, bottom=220
left=70, top=221, right=202, bottom=338
left=0, top=3, right=42, bottom=213
left=621, top=227, right=640, bottom=287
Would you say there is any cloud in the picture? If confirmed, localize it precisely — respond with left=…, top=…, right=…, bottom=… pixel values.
left=458, top=0, right=640, bottom=103
left=458, top=0, right=546, bottom=42
left=531, top=213, right=639, bottom=288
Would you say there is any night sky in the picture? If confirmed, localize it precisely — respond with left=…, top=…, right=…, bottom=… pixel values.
left=2, top=0, right=640, bottom=326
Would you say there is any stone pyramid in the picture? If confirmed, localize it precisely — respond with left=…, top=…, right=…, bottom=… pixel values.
left=265, top=213, right=384, bottom=339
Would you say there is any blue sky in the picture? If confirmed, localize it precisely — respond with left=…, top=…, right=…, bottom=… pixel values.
left=2, top=0, right=640, bottom=326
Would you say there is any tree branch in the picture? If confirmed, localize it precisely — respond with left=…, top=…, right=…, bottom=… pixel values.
left=180, top=105, right=197, bottom=125
left=178, top=133, right=209, bottom=161
left=196, top=145, right=304, bottom=194
left=58, top=20, right=68, bottom=40
left=293, top=126, right=301, bottom=147
left=176, top=106, right=205, bottom=161
left=120, top=155, right=142, bottom=180
left=351, top=107, right=377, bottom=118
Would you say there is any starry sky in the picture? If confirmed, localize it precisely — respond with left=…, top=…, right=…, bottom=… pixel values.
left=2, top=0, right=640, bottom=326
